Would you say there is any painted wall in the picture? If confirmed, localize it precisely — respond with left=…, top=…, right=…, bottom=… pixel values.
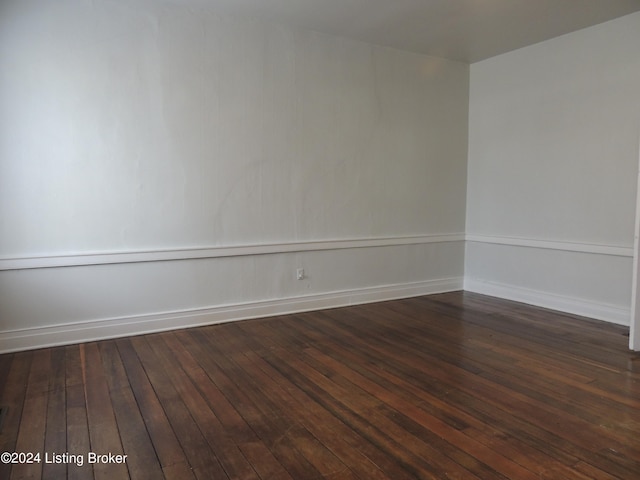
left=0, top=0, right=469, bottom=351
left=465, top=12, right=640, bottom=325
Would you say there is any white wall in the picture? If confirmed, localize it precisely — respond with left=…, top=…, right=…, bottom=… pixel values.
left=465, top=12, right=640, bottom=325
left=0, top=0, right=469, bottom=351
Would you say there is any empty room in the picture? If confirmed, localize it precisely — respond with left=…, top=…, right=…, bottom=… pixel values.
left=1, top=0, right=640, bottom=479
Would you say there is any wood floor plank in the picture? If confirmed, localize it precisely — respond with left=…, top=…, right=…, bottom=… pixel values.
left=364, top=302, right=640, bottom=434
left=175, top=329, right=296, bottom=480
left=98, top=340, right=164, bottom=480
left=167, top=331, right=258, bottom=442
left=342, top=304, right=640, bottom=438
left=303, top=344, right=546, bottom=480
left=80, top=343, right=129, bottom=480
left=2, top=292, right=640, bottom=479
left=292, top=306, right=636, bottom=478
left=162, top=462, right=197, bottom=480
left=10, top=349, right=50, bottom=480
left=0, top=353, right=14, bottom=404
left=252, top=327, right=489, bottom=480
left=129, top=335, right=229, bottom=479
left=293, top=327, right=582, bottom=478
left=196, top=326, right=347, bottom=479
left=115, top=337, right=189, bottom=472
left=317, top=306, right=640, bottom=478
left=0, top=352, right=32, bottom=480
left=159, top=334, right=261, bottom=480
left=65, top=346, right=93, bottom=480
left=145, top=333, right=253, bottom=479
left=42, top=347, right=67, bottom=480
left=234, top=347, right=413, bottom=480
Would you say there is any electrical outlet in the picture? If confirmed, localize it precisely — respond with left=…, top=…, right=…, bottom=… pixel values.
left=296, top=268, right=305, bottom=280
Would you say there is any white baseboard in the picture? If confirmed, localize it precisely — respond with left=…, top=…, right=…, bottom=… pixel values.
left=464, top=278, right=630, bottom=326
left=0, top=277, right=463, bottom=353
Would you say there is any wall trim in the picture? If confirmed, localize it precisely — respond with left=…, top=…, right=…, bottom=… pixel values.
left=466, top=234, right=633, bottom=257
left=0, top=277, right=463, bottom=354
left=3, top=233, right=627, bottom=271
left=0, top=234, right=465, bottom=271
left=464, top=277, right=630, bottom=326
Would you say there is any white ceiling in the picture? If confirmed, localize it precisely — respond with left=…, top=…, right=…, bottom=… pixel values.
left=157, top=0, right=640, bottom=62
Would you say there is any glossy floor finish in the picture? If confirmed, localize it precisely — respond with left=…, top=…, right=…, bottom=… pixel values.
left=1, top=292, right=640, bottom=479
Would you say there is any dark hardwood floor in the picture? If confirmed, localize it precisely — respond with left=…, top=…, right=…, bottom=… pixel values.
left=1, top=291, right=640, bottom=479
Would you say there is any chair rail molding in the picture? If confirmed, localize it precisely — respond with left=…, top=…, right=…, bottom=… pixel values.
left=0, top=233, right=465, bottom=271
